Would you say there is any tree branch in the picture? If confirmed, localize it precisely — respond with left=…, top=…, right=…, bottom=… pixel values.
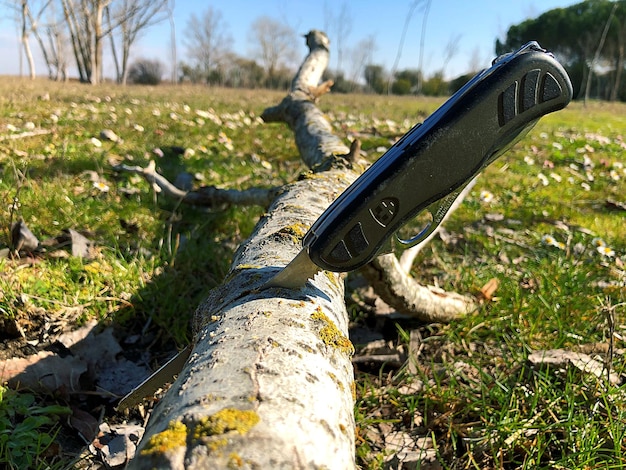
left=113, top=161, right=281, bottom=208
left=261, top=31, right=350, bottom=169
left=360, top=253, right=476, bottom=323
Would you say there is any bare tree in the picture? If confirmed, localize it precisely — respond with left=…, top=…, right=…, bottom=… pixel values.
left=37, top=0, right=69, bottom=80
left=8, top=0, right=71, bottom=81
left=467, top=45, right=483, bottom=74
left=441, top=33, right=462, bottom=75
left=105, top=0, right=168, bottom=85
left=167, top=0, right=176, bottom=83
left=388, top=0, right=423, bottom=93
left=59, top=0, right=112, bottom=83
left=346, top=35, right=376, bottom=88
left=585, top=2, right=618, bottom=105
left=323, top=1, right=352, bottom=75
left=20, top=0, right=37, bottom=79
left=610, top=13, right=626, bottom=101
left=46, top=19, right=69, bottom=80
left=248, top=15, right=298, bottom=88
left=183, top=6, right=233, bottom=84
left=3, top=0, right=52, bottom=79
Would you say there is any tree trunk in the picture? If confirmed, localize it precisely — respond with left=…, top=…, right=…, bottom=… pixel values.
left=21, top=1, right=36, bottom=80
left=169, top=0, right=177, bottom=83
left=584, top=3, right=617, bottom=104
left=90, top=1, right=106, bottom=84
left=610, top=23, right=625, bottom=102
left=61, top=0, right=87, bottom=82
left=26, top=1, right=56, bottom=80
left=121, top=31, right=131, bottom=86
left=105, top=5, right=121, bottom=83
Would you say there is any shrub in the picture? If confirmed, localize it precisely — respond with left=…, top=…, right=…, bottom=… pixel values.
left=128, top=59, right=165, bottom=85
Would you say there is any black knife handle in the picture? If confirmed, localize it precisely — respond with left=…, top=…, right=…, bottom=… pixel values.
left=303, top=41, right=573, bottom=272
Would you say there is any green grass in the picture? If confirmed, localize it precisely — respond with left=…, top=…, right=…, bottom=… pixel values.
left=351, top=100, right=625, bottom=468
left=0, top=77, right=624, bottom=468
left=0, top=386, right=70, bottom=470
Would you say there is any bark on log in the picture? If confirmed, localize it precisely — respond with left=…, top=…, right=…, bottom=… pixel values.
left=129, top=29, right=476, bottom=469
left=129, top=30, right=358, bottom=470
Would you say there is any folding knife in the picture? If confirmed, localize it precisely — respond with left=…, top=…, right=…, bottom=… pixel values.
left=267, top=41, right=573, bottom=289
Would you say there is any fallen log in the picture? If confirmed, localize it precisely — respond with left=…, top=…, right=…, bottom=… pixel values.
left=128, top=30, right=474, bottom=469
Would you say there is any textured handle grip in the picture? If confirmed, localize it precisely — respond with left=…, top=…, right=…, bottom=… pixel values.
left=304, top=42, right=573, bottom=272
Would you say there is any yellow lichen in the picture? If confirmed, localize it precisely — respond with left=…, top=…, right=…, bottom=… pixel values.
left=300, top=170, right=322, bottom=180
left=277, top=223, right=309, bottom=243
left=194, top=408, right=260, bottom=439
left=228, top=452, right=244, bottom=468
left=350, top=380, right=357, bottom=401
left=207, top=437, right=228, bottom=452
left=140, top=420, right=187, bottom=455
left=323, top=270, right=341, bottom=288
left=311, top=309, right=354, bottom=356
left=234, top=264, right=262, bottom=270
left=327, top=371, right=345, bottom=391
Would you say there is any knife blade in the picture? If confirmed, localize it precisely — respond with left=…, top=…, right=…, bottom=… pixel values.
left=116, top=345, right=192, bottom=410
left=266, top=41, right=573, bottom=289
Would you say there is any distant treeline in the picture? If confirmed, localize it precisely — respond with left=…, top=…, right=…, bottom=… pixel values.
left=498, top=0, right=626, bottom=102
left=175, top=0, right=626, bottom=101
left=14, top=0, right=625, bottom=101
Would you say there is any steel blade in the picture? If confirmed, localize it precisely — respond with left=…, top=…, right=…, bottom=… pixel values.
left=264, top=248, right=321, bottom=289
left=117, top=344, right=192, bottom=410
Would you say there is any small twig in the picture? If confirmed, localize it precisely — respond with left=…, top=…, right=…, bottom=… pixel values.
left=113, top=161, right=281, bottom=208
left=603, top=299, right=626, bottom=385
left=346, top=139, right=361, bottom=164
left=7, top=161, right=27, bottom=251
left=0, top=128, right=52, bottom=141
left=308, top=79, right=334, bottom=101
left=115, top=161, right=187, bottom=199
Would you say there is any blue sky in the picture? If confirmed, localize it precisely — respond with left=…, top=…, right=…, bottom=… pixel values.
left=0, top=0, right=582, bottom=80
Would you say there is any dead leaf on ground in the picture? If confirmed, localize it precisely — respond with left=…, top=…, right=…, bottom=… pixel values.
left=41, top=228, right=96, bottom=259
left=64, top=228, right=96, bottom=259
left=2, top=350, right=87, bottom=392
left=11, top=219, right=39, bottom=253
left=383, top=432, right=438, bottom=468
left=2, top=320, right=151, bottom=397
left=69, top=406, right=100, bottom=443
left=528, top=349, right=622, bottom=385
left=100, top=129, right=121, bottom=143
left=90, top=422, right=145, bottom=468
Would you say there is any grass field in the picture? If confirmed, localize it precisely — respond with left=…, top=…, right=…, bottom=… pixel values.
left=0, top=77, right=624, bottom=469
